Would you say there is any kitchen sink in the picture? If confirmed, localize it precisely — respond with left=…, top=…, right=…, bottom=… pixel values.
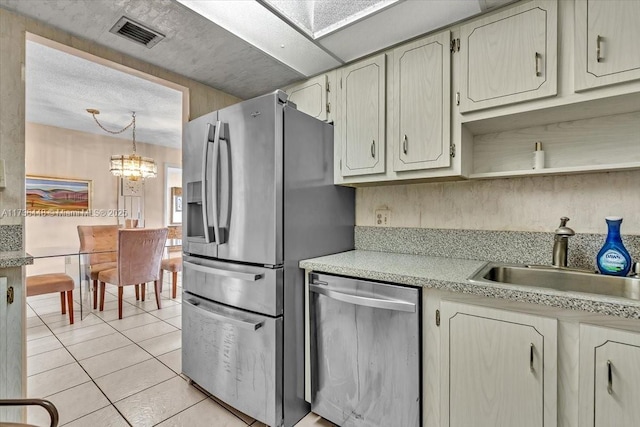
left=468, top=263, right=640, bottom=301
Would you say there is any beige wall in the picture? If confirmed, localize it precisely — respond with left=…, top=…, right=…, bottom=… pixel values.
left=357, top=170, right=640, bottom=234
left=25, top=122, right=181, bottom=253
left=0, top=7, right=241, bottom=248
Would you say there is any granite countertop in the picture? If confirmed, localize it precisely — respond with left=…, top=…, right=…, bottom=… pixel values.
left=0, top=251, right=34, bottom=268
left=300, top=250, right=640, bottom=319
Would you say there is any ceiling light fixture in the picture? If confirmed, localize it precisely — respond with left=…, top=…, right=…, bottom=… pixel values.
left=87, top=109, right=157, bottom=181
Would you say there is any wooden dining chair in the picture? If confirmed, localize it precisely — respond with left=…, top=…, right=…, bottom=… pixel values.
left=162, top=225, right=182, bottom=298
left=97, top=228, right=168, bottom=319
left=161, top=254, right=182, bottom=299
left=77, top=225, right=118, bottom=309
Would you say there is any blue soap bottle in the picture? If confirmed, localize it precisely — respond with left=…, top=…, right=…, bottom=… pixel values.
left=597, top=217, right=632, bottom=276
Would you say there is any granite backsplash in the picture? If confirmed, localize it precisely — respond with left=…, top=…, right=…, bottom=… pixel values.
left=354, top=226, right=640, bottom=272
left=0, top=225, right=22, bottom=252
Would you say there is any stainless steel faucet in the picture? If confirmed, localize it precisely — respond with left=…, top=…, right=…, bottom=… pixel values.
left=552, top=217, right=575, bottom=268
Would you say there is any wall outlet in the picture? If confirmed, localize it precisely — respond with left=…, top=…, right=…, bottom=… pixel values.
left=375, top=209, right=391, bottom=227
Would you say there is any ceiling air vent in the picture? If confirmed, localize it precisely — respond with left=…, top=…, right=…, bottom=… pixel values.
left=109, top=16, right=165, bottom=48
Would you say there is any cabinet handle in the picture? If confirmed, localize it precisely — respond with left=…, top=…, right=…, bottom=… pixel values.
left=530, top=343, right=535, bottom=373
left=535, top=52, right=542, bottom=77
left=403, top=135, right=408, bottom=155
left=607, top=360, right=613, bottom=394
left=371, top=140, right=376, bottom=158
left=596, top=35, right=603, bottom=63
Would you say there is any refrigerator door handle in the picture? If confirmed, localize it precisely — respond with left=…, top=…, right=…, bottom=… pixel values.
left=211, top=120, right=223, bottom=245
left=201, top=123, right=214, bottom=243
left=184, top=298, right=264, bottom=331
left=309, top=283, right=416, bottom=312
left=218, top=122, right=231, bottom=244
left=184, top=260, right=263, bottom=281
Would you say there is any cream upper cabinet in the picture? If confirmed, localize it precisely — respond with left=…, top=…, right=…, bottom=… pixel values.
left=579, top=324, right=640, bottom=426
left=575, top=0, right=640, bottom=91
left=440, top=301, right=557, bottom=427
left=337, top=54, right=386, bottom=177
left=285, top=74, right=329, bottom=121
left=392, top=31, right=451, bottom=172
left=459, top=0, right=557, bottom=113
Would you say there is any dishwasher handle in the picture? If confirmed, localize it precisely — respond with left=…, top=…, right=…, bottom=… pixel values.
left=309, top=283, right=416, bottom=313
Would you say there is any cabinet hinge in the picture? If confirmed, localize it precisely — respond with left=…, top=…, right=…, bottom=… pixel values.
left=456, top=92, right=460, bottom=106
left=450, top=144, right=456, bottom=158
left=7, top=286, right=14, bottom=304
left=436, top=309, right=440, bottom=326
left=326, top=102, right=331, bottom=114
left=450, top=38, right=460, bottom=53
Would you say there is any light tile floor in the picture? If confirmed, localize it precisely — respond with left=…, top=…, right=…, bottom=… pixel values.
left=26, top=274, right=335, bottom=427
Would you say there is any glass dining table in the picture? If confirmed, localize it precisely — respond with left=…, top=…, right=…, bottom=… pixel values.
left=28, top=239, right=181, bottom=319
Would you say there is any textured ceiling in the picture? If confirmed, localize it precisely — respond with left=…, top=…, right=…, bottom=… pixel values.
left=26, top=40, right=183, bottom=148
left=0, top=0, right=306, bottom=100
left=1, top=0, right=512, bottom=145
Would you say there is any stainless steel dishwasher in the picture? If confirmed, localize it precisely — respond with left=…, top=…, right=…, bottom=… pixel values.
left=309, top=273, right=421, bottom=427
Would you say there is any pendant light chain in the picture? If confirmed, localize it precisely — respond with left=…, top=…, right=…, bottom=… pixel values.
left=89, top=111, right=137, bottom=153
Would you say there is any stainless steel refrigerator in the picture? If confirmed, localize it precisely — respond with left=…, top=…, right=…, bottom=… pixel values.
left=181, top=91, right=354, bottom=427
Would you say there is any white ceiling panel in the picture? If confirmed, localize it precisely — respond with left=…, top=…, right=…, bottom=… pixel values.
left=319, top=0, right=483, bottom=62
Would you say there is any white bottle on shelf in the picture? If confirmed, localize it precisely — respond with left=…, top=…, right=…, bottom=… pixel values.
left=533, top=141, right=545, bottom=169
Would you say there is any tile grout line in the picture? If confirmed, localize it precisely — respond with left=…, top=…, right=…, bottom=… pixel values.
left=47, top=285, right=182, bottom=425
left=27, top=280, right=250, bottom=426
left=26, top=301, right=124, bottom=426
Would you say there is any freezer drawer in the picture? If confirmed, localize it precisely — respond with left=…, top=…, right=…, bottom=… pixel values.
left=309, top=273, right=420, bottom=427
left=183, top=255, right=283, bottom=316
left=182, top=293, right=283, bottom=426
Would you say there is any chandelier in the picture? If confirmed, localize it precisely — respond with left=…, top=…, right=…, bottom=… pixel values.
left=86, top=109, right=157, bottom=181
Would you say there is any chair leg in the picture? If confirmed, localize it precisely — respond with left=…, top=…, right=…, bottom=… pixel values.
left=67, top=290, right=74, bottom=325
left=60, top=292, right=66, bottom=315
left=135, top=284, right=140, bottom=301
left=99, top=282, right=106, bottom=311
left=172, top=272, right=178, bottom=299
left=93, top=280, right=98, bottom=309
left=141, top=283, right=146, bottom=301
left=154, top=280, right=162, bottom=310
left=118, top=287, right=123, bottom=320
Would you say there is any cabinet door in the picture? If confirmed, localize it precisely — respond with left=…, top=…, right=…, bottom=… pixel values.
left=286, top=74, right=328, bottom=121
left=393, top=31, right=451, bottom=172
left=459, top=0, right=557, bottom=113
left=0, top=275, right=23, bottom=423
left=338, top=54, right=386, bottom=177
left=440, top=301, right=557, bottom=427
left=579, top=324, right=640, bottom=426
left=575, top=0, right=640, bottom=91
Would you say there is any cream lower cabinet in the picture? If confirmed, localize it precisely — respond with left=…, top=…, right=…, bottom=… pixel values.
left=337, top=54, right=386, bottom=177
left=440, top=301, right=557, bottom=427
left=392, top=31, right=450, bottom=172
left=579, top=323, right=640, bottom=426
left=575, top=0, right=640, bottom=91
left=459, top=0, right=557, bottom=113
left=0, top=274, right=24, bottom=423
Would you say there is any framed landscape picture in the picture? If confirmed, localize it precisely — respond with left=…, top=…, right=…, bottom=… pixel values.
left=26, top=176, right=91, bottom=213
